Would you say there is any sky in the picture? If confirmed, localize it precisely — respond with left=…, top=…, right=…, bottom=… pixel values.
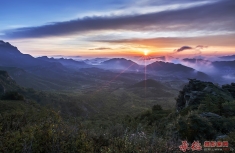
left=0, top=0, right=235, bottom=58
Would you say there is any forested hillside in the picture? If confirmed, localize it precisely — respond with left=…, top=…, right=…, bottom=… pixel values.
left=1, top=70, right=235, bottom=152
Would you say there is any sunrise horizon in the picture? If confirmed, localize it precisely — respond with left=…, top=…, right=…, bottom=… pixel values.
left=1, top=0, right=234, bottom=58
left=1, top=1, right=235, bottom=151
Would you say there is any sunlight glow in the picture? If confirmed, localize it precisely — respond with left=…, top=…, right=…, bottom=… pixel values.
left=144, top=50, right=149, bottom=56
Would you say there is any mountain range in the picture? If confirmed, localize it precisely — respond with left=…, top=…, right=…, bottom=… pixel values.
left=0, top=40, right=234, bottom=90
left=37, top=56, right=90, bottom=69
left=219, top=54, right=235, bottom=61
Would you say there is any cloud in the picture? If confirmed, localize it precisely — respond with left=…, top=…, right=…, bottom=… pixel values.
left=174, top=46, right=193, bottom=52
left=98, top=33, right=235, bottom=48
left=89, top=47, right=112, bottom=50
left=136, top=0, right=211, bottom=6
left=137, top=56, right=166, bottom=61
left=174, top=45, right=209, bottom=54
left=196, top=45, right=208, bottom=50
left=180, top=58, right=217, bottom=74
left=222, top=75, right=235, bottom=81
left=146, top=56, right=166, bottom=61
left=1, top=0, right=234, bottom=39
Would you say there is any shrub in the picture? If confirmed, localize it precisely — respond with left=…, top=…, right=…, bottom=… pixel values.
left=177, top=114, right=216, bottom=142
left=1, top=91, right=24, bottom=100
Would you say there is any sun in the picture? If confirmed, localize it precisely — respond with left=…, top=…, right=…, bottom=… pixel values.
left=144, top=50, right=148, bottom=56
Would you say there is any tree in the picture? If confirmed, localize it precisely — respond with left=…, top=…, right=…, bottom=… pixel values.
left=152, top=104, right=162, bottom=112
left=1, top=91, right=24, bottom=100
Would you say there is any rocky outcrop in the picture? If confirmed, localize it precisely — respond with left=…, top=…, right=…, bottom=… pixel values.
left=0, top=70, right=10, bottom=78
left=200, top=112, right=222, bottom=119
left=222, top=83, right=235, bottom=98
left=0, top=70, right=17, bottom=91
left=0, top=70, right=15, bottom=85
left=176, top=79, right=233, bottom=111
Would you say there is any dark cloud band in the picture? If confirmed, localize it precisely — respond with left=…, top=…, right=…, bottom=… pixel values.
left=96, top=33, right=235, bottom=47
left=2, top=0, right=234, bottom=39
left=175, top=46, right=193, bottom=52
left=89, top=47, right=112, bottom=50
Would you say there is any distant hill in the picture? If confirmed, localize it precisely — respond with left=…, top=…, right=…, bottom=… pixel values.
left=146, top=61, right=211, bottom=81
left=129, top=79, right=168, bottom=89
left=211, top=60, right=235, bottom=82
left=0, top=41, right=72, bottom=77
left=0, top=40, right=76, bottom=71
left=212, top=60, right=235, bottom=68
left=84, top=58, right=109, bottom=65
left=219, top=55, right=235, bottom=60
left=0, top=40, right=49, bottom=68
left=147, top=61, right=193, bottom=72
left=37, top=56, right=90, bottom=69
left=179, top=58, right=235, bottom=71
left=0, top=41, right=91, bottom=90
left=0, top=43, right=143, bottom=89
left=182, top=58, right=210, bottom=63
left=99, top=58, right=142, bottom=71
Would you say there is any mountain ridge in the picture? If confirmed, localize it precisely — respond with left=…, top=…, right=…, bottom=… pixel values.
left=146, top=61, right=211, bottom=81
left=37, top=56, right=90, bottom=69
left=99, top=58, right=142, bottom=70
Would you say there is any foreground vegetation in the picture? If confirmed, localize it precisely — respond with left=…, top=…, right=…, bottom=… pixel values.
left=1, top=98, right=235, bottom=152
left=0, top=100, right=175, bottom=152
left=1, top=71, right=235, bottom=152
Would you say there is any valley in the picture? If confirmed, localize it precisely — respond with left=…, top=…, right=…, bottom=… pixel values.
left=1, top=0, right=235, bottom=151
left=0, top=40, right=235, bottom=152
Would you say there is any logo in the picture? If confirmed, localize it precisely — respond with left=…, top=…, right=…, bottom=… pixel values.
left=179, top=141, right=231, bottom=152
left=179, top=141, right=202, bottom=152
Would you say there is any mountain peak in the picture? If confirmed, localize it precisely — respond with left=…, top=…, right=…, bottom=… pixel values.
left=40, top=56, right=49, bottom=58
left=0, top=40, right=16, bottom=48
left=100, top=58, right=140, bottom=70
left=219, top=54, right=235, bottom=60
left=102, top=58, right=138, bottom=64
left=38, top=56, right=56, bottom=60
left=0, top=40, right=20, bottom=55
